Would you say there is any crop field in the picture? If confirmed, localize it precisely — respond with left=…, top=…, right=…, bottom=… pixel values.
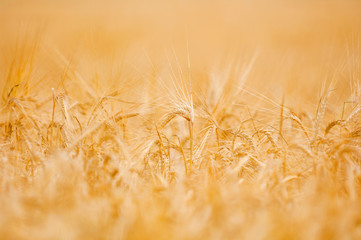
left=1, top=0, right=361, bottom=239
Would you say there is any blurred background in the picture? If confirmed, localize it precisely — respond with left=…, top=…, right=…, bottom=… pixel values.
left=1, top=0, right=360, bottom=107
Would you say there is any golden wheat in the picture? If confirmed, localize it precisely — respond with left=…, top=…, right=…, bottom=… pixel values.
left=0, top=0, right=361, bottom=239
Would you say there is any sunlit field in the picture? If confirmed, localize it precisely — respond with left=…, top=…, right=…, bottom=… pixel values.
left=1, top=0, right=361, bottom=239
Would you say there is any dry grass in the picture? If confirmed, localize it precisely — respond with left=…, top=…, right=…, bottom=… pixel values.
left=1, top=0, right=361, bottom=239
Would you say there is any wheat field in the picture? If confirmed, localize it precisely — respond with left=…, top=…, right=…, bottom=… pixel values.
left=1, top=0, right=361, bottom=239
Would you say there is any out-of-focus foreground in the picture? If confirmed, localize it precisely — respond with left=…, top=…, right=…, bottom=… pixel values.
left=1, top=0, right=361, bottom=239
